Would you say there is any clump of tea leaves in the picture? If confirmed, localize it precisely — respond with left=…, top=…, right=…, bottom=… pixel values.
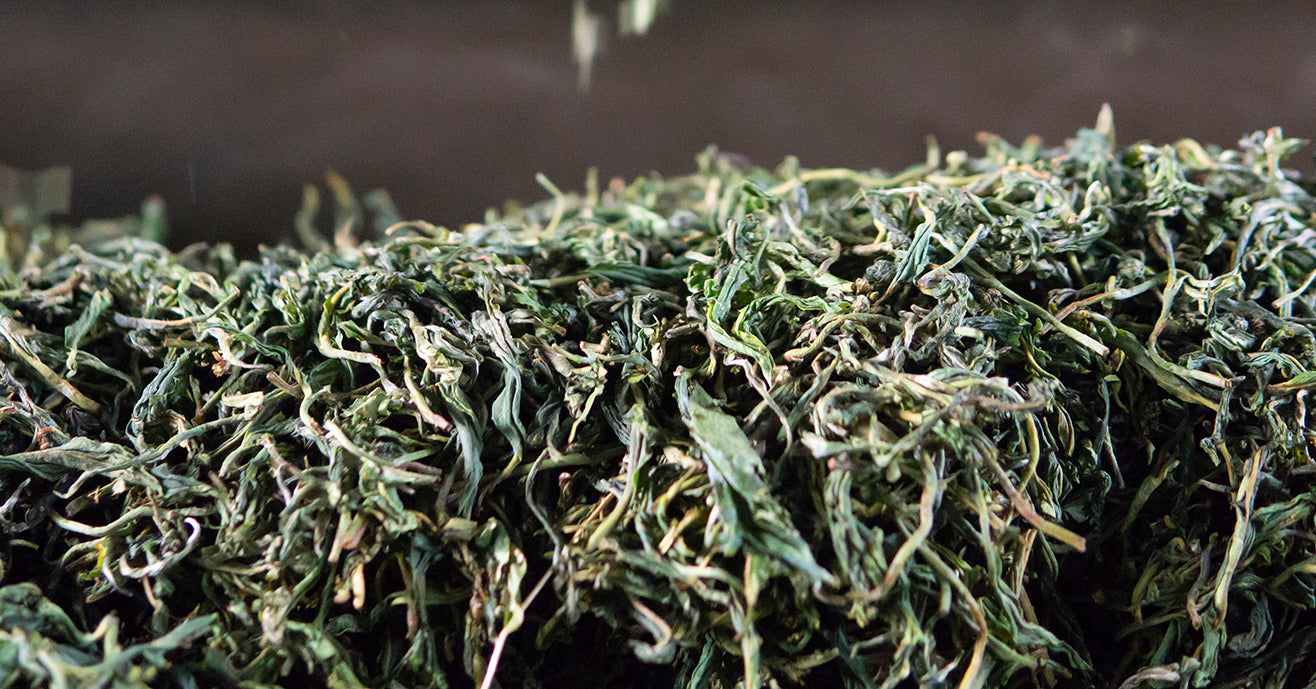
left=2, top=109, right=1316, bottom=688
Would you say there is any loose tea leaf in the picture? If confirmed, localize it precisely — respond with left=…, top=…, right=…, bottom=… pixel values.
left=2, top=109, right=1316, bottom=688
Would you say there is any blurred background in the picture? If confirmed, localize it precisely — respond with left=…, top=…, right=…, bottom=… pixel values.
left=3, top=0, right=1314, bottom=255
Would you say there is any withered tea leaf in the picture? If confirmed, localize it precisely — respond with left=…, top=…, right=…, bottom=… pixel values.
left=2, top=112, right=1316, bottom=688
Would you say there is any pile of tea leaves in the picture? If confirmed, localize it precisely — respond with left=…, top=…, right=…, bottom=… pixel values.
left=3, top=111, right=1316, bottom=689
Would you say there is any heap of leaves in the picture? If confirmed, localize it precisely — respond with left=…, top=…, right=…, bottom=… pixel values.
left=3, top=112, right=1316, bottom=688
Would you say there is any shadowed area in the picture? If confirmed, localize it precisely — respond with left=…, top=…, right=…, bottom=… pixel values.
left=3, top=0, right=1314, bottom=253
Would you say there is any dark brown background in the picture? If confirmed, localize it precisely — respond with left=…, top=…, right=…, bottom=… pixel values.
left=3, top=1, right=1314, bottom=254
